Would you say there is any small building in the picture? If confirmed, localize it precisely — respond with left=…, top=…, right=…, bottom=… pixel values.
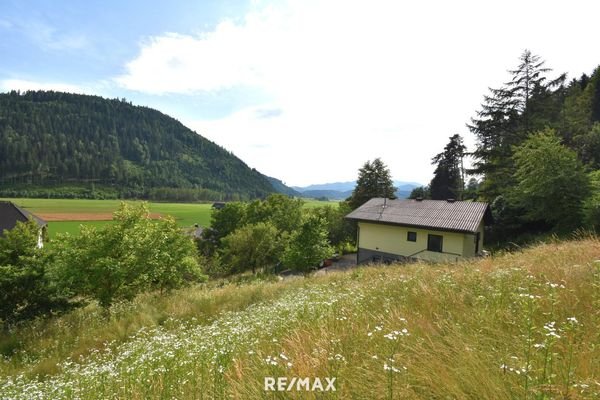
left=345, top=198, right=492, bottom=264
left=0, top=201, right=48, bottom=248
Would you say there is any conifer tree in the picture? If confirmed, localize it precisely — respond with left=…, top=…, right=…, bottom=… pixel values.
left=429, top=134, right=466, bottom=200
left=468, top=50, right=557, bottom=200
left=348, top=158, right=396, bottom=209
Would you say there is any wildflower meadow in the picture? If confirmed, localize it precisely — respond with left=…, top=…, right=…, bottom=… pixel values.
left=1, top=237, right=599, bottom=399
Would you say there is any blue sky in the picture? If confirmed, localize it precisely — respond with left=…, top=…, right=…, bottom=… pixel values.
left=1, top=0, right=599, bottom=186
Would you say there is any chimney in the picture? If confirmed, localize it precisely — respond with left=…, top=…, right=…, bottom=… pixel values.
left=446, top=198, right=455, bottom=203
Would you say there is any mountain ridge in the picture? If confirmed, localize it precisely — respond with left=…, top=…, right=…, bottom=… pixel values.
left=292, top=180, right=421, bottom=199
left=0, top=90, right=275, bottom=200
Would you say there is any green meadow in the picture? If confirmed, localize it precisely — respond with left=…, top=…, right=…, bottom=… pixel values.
left=47, top=221, right=113, bottom=237
left=2, top=197, right=335, bottom=238
left=1, top=237, right=598, bottom=399
left=2, top=198, right=213, bottom=238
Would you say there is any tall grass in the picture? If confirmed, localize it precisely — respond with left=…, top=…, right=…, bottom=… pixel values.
left=1, top=238, right=599, bottom=399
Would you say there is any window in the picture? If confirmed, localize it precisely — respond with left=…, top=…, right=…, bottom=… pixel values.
left=407, top=231, right=417, bottom=242
left=427, top=234, right=443, bottom=252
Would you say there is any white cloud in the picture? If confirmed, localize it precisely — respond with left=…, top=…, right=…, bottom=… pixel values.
left=117, top=0, right=600, bottom=186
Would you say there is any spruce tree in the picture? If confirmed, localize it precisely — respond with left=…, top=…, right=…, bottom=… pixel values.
left=591, top=66, right=600, bottom=123
left=468, top=50, right=557, bottom=201
left=429, top=134, right=466, bottom=200
left=348, top=158, right=396, bottom=209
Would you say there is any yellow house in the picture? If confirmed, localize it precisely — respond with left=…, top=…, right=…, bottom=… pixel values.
left=345, top=198, right=492, bottom=264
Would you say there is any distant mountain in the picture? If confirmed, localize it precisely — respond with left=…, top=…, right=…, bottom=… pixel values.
left=264, top=176, right=302, bottom=197
left=300, top=189, right=353, bottom=200
left=395, top=189, right=413, bottom=199
left=293, top=180, right=421, bottom=200
left=395, top=182, right=423, bottom=191
left=292, top=181, right=357, bottom=193
left=0, top=90, right=275, bottom=200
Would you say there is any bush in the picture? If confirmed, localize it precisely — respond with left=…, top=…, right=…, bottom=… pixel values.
left=282, top=215, right=333, bottom=274
left=220, top=222, right=284, bottom=275
left=583, top=170, right=600, bottom=231
left=309, top=202, right=355, bottom=246
left=244, top=194, right=304, bottom=233
left=0, top=221, right=66, bottom=326
left=52, top=203, right=206, bottom=308
left=512, top=129, right=589, bottom=231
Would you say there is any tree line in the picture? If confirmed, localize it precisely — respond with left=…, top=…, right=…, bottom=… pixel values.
left=198, top=194, right=355, bottom=277
left=409, top=50, right=600, bottom=243
left=0, top=91, right=275, bottom=201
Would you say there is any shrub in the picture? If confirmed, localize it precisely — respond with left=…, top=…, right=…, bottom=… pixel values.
left=282, top=215, right=333, bottom=274
left=0, top=221, right=66, bottom=326
left=220, top=222, right=284, bottom=275
left=52, top=203, right=206, bottom=308
left=583, top=170, right=600, bottom=230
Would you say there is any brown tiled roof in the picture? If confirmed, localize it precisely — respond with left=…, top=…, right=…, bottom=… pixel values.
left=0, top=201, right=47, bottom=234
left=345, top=198, right=492, bottom=233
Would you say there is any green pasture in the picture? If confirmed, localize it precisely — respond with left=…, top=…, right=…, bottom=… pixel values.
left=2, top=198, right=214, bottom=239
left=302, top=198, right=339, bottom=208
left=47, top=221, right=113, bottom=238
left=2, top=197, right=337, bottom=238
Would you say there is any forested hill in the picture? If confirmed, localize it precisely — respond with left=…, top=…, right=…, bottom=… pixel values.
left=0, top=91, right=275, bottom=200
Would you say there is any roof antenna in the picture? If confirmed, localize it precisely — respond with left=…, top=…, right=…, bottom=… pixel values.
left=377, top=179, right=387, bottom=220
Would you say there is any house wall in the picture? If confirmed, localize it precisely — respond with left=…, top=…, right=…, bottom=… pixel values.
left=357, top=221, right=480, bottom=263
left=462, top=220, right=484, bottom=257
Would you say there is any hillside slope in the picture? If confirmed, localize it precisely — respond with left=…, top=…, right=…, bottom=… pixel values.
left=2, top=237, right=599, bottom=399
left=0, top=91, right=274, bottom=200
left=263, top=175, right=302, bottom=197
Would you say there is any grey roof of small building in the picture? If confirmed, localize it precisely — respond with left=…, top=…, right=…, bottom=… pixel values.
left=0, top=201, right=47, bottom=234
left=345, top=198, right=492, bottom=233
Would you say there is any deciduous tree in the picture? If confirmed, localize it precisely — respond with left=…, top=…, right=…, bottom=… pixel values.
left=220, top=222, right=283, bottom=274
left=282, top=215, right=332, bottom=274
left=53, top=203, right=205, bottom=308
left=512, top=129, right=589, bottom=231
left=244, top=194, right=304, bottom=233
left=0, top=221, right=63, bottom=325
left=408, top=185, right=430, bottom=199
left=583, top=170, right=600, bottom=230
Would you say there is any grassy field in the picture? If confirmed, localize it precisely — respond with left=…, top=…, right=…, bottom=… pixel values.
left=2, top=197, right=335, bottom=238
left=1, top=237, right=599, bottom=399
left=2, top=198, right=209, bottom=238
left=47, top=221, right=114, bottom=237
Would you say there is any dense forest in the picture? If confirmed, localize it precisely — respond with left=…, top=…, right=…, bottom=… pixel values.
left=411, top=51, right=600, bottom=243
left=0, top=91, right=276, bottom=200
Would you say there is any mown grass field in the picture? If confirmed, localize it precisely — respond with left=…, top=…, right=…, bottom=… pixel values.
left=1, top=237, right=599, bottom=399
left=2, top=198, right=335, bottom=238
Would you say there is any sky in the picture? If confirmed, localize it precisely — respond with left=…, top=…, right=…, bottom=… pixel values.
left=1, top=0, right=599, bottom=187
